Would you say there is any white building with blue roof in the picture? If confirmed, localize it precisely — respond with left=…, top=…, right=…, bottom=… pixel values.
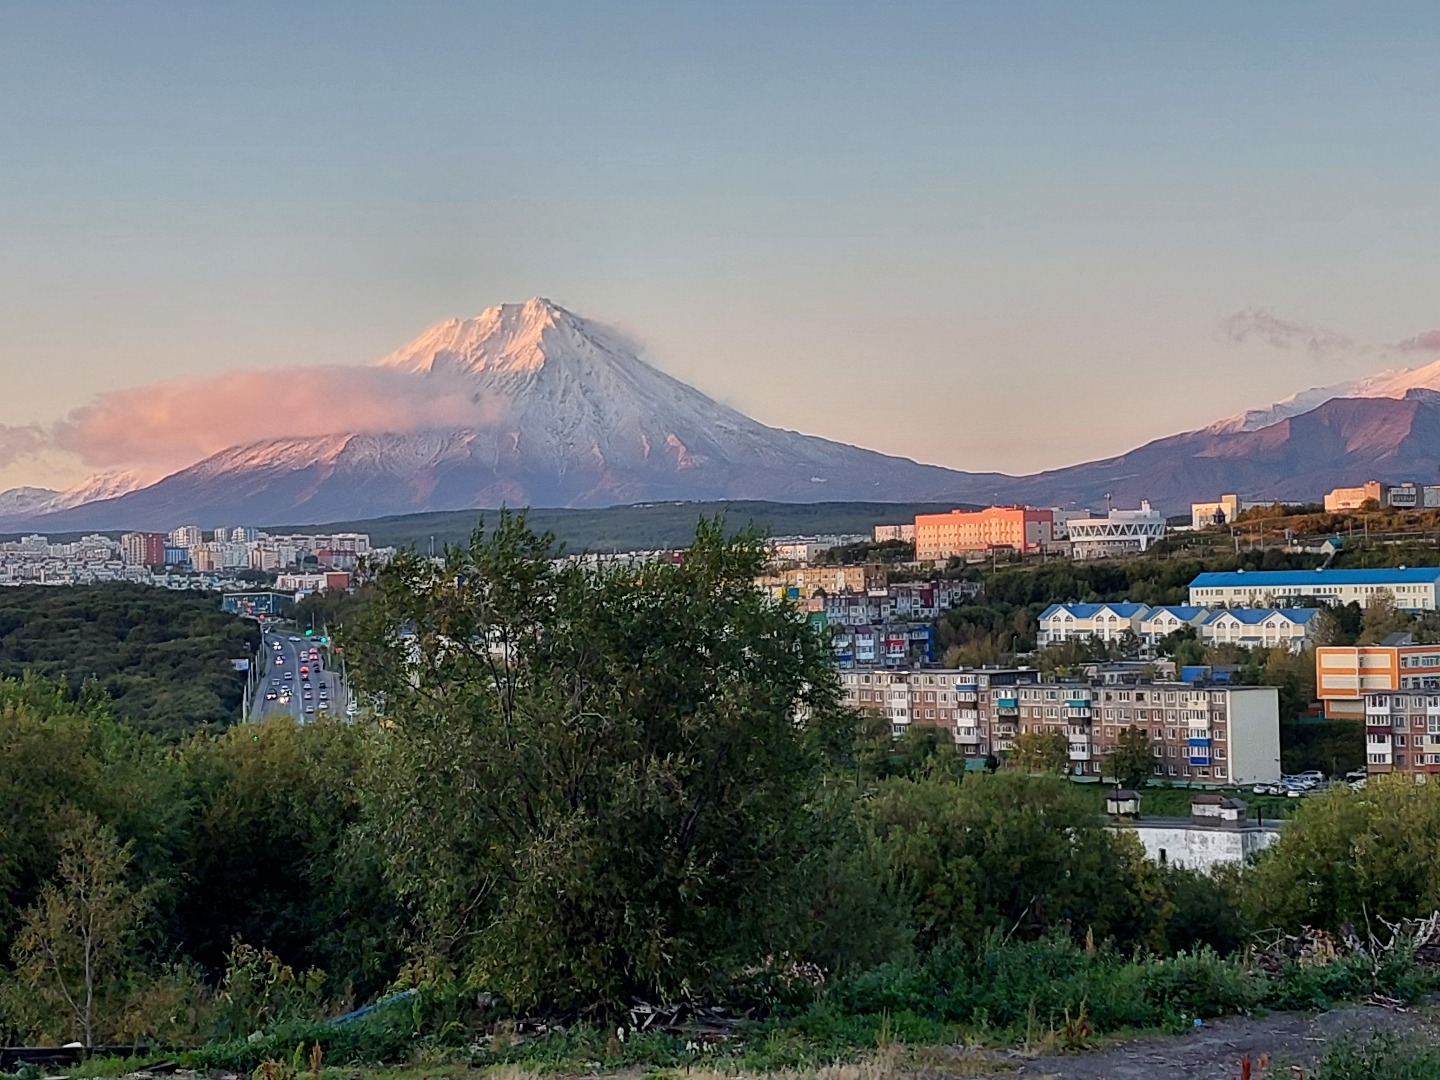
left=1138, top=606, right=1211, bottom=645
left=1200, top=608, right=1320, bottom=652
left=1189, top=568, right=1440, bottom=612
left=1038, top=602, right=1150, bottom=647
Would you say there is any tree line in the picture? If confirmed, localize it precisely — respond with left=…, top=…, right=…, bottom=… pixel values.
left=0, top=517, right=1436, bottom=1051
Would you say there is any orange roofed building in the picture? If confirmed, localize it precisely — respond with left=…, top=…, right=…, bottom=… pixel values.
left=914, top=506, right=1056, bottom=561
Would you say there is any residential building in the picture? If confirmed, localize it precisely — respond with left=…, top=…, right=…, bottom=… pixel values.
left=1199, top=608, right=1319, bottom=652
left=757, top=564, right=888, bottom=599
left=1189, top=568, right=1440, bottom=611
left=275, top=571, right=351, bottom=596
left=838, top=668, right=1281, bottom=783
left=1316, top=643, right=1440, bottom=720
left=873, top=523, right=916, bottom=543
left=168, top=525, right=203, bottom=549
left=1361, top=688, right=1440, bottom=782
left=766, top=535, right=867, bottom=565
left=1065, top=501, right=1167, bottom=559
left=1190, top=494, right=1262, bottom=530
left=1137, top=606, right=1210, bottom=648
left=1037, top=603, right=1149, bottom=647
left=913, top=506, right=1056, bottom=561
left=120, top=532, right=167, bottom=567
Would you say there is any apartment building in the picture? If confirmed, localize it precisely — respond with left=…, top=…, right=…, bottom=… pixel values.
left=756, top=564, right=889, bottom=599
left=873, top=523, right=916, bottom=542
left=838, top=668, right=1281, bottom=783
left=1324, top=481, right=1387, bottom=512
left=1065, top=502, right=1168, bottom=560
left=1316, top=643, right=1440, bottom=719
left=1361, top=688, right=1440, bottom=782
left=1200, top=608, right=1319, bottom=651
left=914, top=506, right=1055, bottom=561
left=1190, top=568, right=1440, bottom=611
left=1038, top=603, right=1149, bottom=646
left=1138, top=606, right=1211, bottom=645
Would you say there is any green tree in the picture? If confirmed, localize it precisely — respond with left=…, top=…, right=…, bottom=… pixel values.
left=1358, top=591, right=1413, bottom=645
left=870, top=773, right=1171, bottom=951
left=347, top=514, right=853, bottom=1009
left=10, top=817, right=152, bottom=1047
left=1010, top=730, right=1068, bottom=774
left=1107, top=725, right=1157, bottom=789
left=1244, top=776, right=1440, bottom=931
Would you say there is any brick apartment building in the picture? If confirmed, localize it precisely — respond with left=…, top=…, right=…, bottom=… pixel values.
left=839, top=668, right=1281, bottom=784
left=1361, top=688, right=1440, bottom=782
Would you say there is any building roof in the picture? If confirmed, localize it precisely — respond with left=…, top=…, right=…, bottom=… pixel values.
left=1203, top=607, right=1322, bottom=626
left=1039, top=602, right=1148, bottom=619
left=1191, top=568, right=1440, bottom=588
left=1141, top=605, right=1208, bottom=621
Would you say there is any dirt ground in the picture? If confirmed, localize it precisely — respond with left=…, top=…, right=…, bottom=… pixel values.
left=957, top=1003, right=1438, bottom=1079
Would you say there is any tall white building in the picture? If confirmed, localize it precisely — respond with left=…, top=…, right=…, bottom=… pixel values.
left=169, top=525, right=203, bottom=549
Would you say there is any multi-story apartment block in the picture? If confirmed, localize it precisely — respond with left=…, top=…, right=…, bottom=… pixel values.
left=121, top=532, right=167, bottom=567
left=1316, top=643, right=1440, bottom=719
left=757, top=564, right=889, bottom=599
left=1065, top=502, right=1168, bottom=560
left=1190, top=568, right=1440, bottom=611
left=873, top=523, right=916, bottom=543
left=1323, top=481, right=1386, bottom=512
left=1199, top=608, right=1319, bottom=651
left=914, top=506, right=1056, bottom=561
left=1360, top=688, right=1440, bottom=782
left=830, top=623, right=934, bottom=668
left=839, top=668, right=1281, bottom=783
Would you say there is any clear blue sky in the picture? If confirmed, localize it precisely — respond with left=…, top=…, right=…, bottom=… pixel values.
left=2, top=0, right=1438, bottom=487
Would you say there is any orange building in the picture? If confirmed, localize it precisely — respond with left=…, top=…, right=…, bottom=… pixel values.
left=1317, top=644, right=1440, bottom=719
left=914, top=506, right=1055, bottom=561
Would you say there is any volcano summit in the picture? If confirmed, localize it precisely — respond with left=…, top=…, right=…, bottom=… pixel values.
left=20, top=299, right=993, bottom=529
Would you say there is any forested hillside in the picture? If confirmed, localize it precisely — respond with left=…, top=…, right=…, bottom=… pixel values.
left=0, top=584, right=259, bottom=739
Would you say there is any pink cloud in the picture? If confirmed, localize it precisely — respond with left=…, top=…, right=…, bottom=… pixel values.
left=1394, top=329, right=1440, bottom=353
left=51, top=365, right=502, bottom=474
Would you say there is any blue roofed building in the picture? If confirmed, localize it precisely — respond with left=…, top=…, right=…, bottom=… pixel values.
left=1189, top=568, right=1440, bottom=612
left=1038, top=602, right=1150, bottom=647
left=1200, top=607, right=1320, bottom=652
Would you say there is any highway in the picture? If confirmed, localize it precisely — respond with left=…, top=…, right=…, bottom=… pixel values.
left=250, top=627, right=354, bottom=723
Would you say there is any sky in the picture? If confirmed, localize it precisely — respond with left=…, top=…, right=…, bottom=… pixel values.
left=2, top=0, right=1439, bottom=490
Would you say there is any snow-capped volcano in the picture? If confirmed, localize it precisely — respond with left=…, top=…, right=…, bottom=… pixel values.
left=16, top=299, right=1001, bottom=529
left=1210, top=357, right=1440, bottom=433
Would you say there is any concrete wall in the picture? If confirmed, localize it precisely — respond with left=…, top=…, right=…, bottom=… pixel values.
left=1117, top=823, right=1280, bottom=874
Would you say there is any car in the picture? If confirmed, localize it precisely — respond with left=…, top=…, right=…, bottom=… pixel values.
left=289, top=636, right=300, bottom=642
left=270, top=679, right=278, bottom=688
left=265, top=691, right=277, bottom=700
left=305, top=705, right=315, bottom=714
left=1295, top=770, right=1325, bottom=782
left=1252, top=783, right=1271, bottom=795
left=318, top=701, right=329, bottom=711
left=284, top=671, right=293, bottom=680
left=1344, top=770, right=1367, bottom=783
left=300, top=665, right=309, bottom=674
left=303, top=691, right=312, bottom=699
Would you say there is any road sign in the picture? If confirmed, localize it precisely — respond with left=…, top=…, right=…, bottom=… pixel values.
left=231, top=658, right=250, bottom=671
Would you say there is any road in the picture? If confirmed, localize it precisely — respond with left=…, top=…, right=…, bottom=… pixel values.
left=250, top=627, right=354, bottom=723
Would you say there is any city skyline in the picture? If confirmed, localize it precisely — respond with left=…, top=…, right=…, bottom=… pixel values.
left=3, top=1, right=1439, bottom=491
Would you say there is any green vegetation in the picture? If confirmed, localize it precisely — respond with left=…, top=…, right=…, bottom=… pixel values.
left=0, top=583, right=259, bottom=740
left=1, top=516, right=1438, bottom=1072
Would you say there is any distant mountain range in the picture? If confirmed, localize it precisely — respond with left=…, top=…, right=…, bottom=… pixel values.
left=6, top=299, right=1440, bottom=530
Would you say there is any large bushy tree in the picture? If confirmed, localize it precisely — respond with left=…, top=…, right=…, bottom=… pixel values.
left=346, top=514, right=853, bottom=1009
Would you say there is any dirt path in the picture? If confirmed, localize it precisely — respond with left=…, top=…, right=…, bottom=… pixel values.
left=957, top=1004, right=1434, bottom=1079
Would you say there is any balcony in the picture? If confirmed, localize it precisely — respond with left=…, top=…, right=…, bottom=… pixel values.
left=1068, top=746, right=1091, bottom=761
left=1187, top=737, right=1212, bottom=748
left=954, top=728, right=981, bottom=744
left=992, top=722, right=1018, bottom=736
left=1065, top=704, right=1093, bottom=718
left=1367, top=702, right=1393, bottom=715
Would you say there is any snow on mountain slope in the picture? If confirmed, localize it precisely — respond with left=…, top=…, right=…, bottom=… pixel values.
left=25, top=299, right=1006, bottom=529
left=0, top=486, right=62, bottom=520
left=1210, top=357, right=1440, bottom=433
